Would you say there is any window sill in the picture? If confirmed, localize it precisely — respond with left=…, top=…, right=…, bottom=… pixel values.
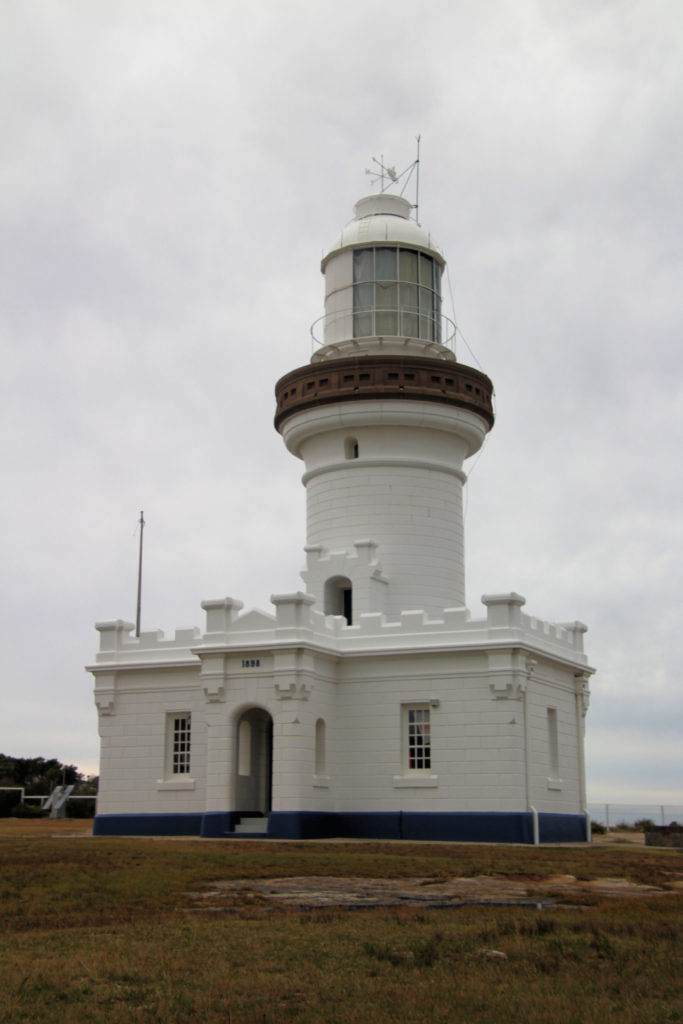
left=547, top=778, right=563, bottom=791
left=312, top=774, right=330, bottom=788
left=156, top=778, right=196, bottom=791
left=393, top=775, right=439, bottom=789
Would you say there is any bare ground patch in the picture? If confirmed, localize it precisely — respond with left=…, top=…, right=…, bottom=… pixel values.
left=185, top=871, right=672, bottom=912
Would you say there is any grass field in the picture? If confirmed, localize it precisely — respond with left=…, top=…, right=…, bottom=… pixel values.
left=1, top=819, right=681, bottom=1023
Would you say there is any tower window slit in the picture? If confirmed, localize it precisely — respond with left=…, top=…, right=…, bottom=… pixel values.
left=344, top=437, right=359, bottom=460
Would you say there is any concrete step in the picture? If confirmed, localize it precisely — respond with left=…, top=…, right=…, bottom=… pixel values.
left=233, top=816, right=269, bottom=834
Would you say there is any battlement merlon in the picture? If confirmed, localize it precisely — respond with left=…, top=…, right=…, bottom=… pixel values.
left=481, top=593, right=589, bottom=658
left=201, top=597, right=245, bottom=634
left=92, top=619, right=201, bottom=662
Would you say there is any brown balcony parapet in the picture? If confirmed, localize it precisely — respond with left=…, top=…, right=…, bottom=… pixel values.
left=274, top=355, right=494, bottom=432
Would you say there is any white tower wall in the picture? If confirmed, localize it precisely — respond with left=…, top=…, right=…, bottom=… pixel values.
left=282, top=402, right=489, bottom=617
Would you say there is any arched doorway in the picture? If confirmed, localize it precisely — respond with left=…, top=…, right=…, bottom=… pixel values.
left=234, top=707, right=273, bottom=816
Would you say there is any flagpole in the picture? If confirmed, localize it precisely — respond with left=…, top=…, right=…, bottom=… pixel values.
left=135, top=510, right=144, bottom=637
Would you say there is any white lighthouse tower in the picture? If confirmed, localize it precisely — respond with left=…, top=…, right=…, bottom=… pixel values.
left=276, top=191, right=493, bottom=622
left=89, top=181, right=594, bottom=844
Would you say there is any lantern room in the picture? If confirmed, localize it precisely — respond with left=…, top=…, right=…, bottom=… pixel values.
left=315, top=193, right=452, bottom=359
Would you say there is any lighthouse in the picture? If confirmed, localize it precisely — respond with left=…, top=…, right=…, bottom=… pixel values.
left=89, top=180, right=594, bottom=844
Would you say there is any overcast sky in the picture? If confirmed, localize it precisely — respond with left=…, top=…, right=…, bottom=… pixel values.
left=1, top=0, right=681, bottom=807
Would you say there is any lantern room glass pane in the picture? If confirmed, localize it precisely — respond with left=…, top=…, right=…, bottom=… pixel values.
left=400, top=282, right=418, bottom=310
left=353, top=312, right=372, bottom=336
left=376, top=281, right=398, bottom=335
left=353, top=249, right=374, bottom=282
left=376, top=311, right=398, bottom=334
left=375, top=248, right=397, bottom=281
left=377, top=281, right=398, bottom=307
left=399, top=249, right=418, bottom=282
left=419, top=253, right=432, bottom=286
left=402, top=312, right=418, bottom=337
left=354, top=283, right=373, bottom=309
left=433, top=262, right=441, bottom=293
left=399, top=283, right=418, bottom=338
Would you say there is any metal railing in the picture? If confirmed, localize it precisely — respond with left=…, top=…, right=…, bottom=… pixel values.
left=310, top=307, right=457, bottom=351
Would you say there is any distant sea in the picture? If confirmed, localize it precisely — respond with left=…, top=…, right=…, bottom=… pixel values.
left=587, top=803, right=683, bottom=827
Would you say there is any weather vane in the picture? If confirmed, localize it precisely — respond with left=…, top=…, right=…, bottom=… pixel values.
left=365, top=135, right=422, bottom=221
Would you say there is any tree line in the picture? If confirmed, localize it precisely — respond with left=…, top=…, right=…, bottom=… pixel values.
left=0, top=754, right=98, bottom=816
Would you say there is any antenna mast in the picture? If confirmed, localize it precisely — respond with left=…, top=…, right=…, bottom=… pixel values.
left=415, top=134, right=421, bottom=223
left=365, top=136, right=422, bottom=221
left=135, top=510, right=144, bottom=637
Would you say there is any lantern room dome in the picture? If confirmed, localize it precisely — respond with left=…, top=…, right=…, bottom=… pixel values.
left=321, top=193, right=444, bottom=271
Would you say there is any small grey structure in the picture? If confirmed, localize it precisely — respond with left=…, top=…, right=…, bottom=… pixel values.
left=89, top=190, right=594, bottom=842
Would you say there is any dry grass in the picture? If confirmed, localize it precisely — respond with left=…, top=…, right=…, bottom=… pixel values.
left=1, top=821, right=681, bottom=1023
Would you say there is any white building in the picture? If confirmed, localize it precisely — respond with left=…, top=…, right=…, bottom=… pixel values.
left=88, top=190, right=594, bottom=843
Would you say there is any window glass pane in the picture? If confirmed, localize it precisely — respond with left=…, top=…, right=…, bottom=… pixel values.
left=399, top=249, right=418, bottom=282
left=401, top=312, right=419, bottom=337
left=375, top=247, right=397, bottom=281
left=407, top=707, right=431, bottom=770
left=377, top=281, right=398, bottom=308
left=171, top=714, right=191, bottom=774
left=353, top=312, right=372, bottom=337
left=376, top=310, right=398, bottom=334
left=353, top=249, right=374, bottom=282
left=400, top=282, right=418, bottom=311
left=399, top=282, right=418, bottom=337
left=354, top=283, right=374, bottom=310
left=419, top=253, right=433, bottom=286
left=420, top=315, right=436, bottom=341
left=419, top=286, right=432, bottom=313
left=433, top=262, right=441, bottom=294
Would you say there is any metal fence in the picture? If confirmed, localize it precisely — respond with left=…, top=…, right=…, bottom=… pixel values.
left=0, top=787, right=96, bottom=811
left=587, top=803, right=683, bottom=829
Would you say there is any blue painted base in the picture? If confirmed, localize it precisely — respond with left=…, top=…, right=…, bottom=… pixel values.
left=93, top=813, right=204, bottom=837
left=93, top=810, right=588, bottom=843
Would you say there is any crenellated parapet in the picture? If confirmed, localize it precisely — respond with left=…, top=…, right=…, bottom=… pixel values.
left=90, top=591, right=589, bottom=670
left=92, top=619, right=201, bottom=664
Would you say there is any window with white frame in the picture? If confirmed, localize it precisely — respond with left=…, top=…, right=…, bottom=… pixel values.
left=168, top=713, right=191, bottom=775
left=404, top=705, right=431, bottom=772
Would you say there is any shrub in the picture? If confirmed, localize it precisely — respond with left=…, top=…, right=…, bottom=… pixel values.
left=0, top=791, right=22, bottom=817
left=11, top=803, right=45, bottom=818
left=590, top=821, right=606, bottom=835
left=67, top=798, right=96, bottom=819
left=634, top=819, right=657, bottom=832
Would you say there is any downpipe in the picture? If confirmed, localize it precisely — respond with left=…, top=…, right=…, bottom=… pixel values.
left=524, top=658, right=540, bottom=845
